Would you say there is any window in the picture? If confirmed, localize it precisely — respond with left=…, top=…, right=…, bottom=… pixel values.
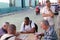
left=0, top=0, right=9, bottom=8
left=0, top=0, right=9, bottom=3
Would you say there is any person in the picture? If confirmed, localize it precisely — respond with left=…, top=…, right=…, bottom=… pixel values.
left=55, top=0, right=60, bottom=15
left=57, top=15, right=60, bottom=40
left=35, top=5, right=40, bottom=15
left=20, top=17, right=36, bottom=33
left=41, top=0, right=54, bottom=27
left=35, top=20, right=58, bottom=40
left=0, top=24, right=22, bottom=40
left=56, top=0, right=60, bottom=40
left=0, top=22, right=9, bottom=38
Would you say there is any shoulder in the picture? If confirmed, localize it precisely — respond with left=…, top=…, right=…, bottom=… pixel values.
left=0, top=28, right=3, bottom=32
left=30, top=21, right=35, bottom=27
left=1, top=34, right=11, bottom=38
left=30, top=21, right=35, bottom=24
left=9, top=36, right=16, bottom=40
left=0, top=34, right=16, bottom=40
left=0, top=28, right=5, bottom=34
left=48, top=27, right=55, bottom=34
left=0, top=28, right=2, bottom=30
left=0, top=34, right=8, bottom=40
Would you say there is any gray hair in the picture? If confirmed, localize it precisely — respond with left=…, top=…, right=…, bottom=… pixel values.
left=42, top=20, right=49, bottom=26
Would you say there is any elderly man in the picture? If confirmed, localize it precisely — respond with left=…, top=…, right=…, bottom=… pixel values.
left=41, top=0, right=54, bottom=27
left=0, top=22, right=9, bottom=38
left=36, top=20, right=58, bottom=40
left=0, top=24, right=22, bottom=40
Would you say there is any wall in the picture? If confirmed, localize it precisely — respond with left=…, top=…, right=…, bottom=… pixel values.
left=0, top=0, right=9, bottom=8
left=15, top=0, right=21, bottom=7
left=25, top=0, right=29, bottom=7
left=31, top=0, right=35, bottom=7
left=0, top=0, right=36, bottom=13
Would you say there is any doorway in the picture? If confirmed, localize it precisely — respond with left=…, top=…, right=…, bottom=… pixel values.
left=21, top=0, right=25, bottom=8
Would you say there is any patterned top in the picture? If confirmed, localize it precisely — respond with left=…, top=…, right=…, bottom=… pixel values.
left=44, top=27, right=58, bottom=40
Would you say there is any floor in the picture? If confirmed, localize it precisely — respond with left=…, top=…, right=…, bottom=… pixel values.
left=0, top=8, right=59, bottom=40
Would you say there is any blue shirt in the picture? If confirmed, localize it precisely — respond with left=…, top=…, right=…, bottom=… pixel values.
left=0, top=28, right=7, bottom=37
left=44, top=27, right=58, bottom=40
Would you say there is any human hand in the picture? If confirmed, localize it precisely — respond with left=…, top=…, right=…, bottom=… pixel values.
left=15, top=37, right=22, bottom=40
left=15, top=32, right=20, bottom=37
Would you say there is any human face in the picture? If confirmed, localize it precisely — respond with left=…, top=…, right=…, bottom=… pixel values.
left=40, top=22, right=48, bottom=30
left=46, top=2, right=51, bottom=8
left=3, top=24, right=9, bottom=30
left=24, top=19, right=29, bottom=25
left=58, top=0, right=60, bottom=5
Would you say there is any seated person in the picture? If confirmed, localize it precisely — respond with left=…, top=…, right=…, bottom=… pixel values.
left=0, top=22, right=9, bottom=38
left=35, top=20, right=58, bottom=40
left=20, top=17, right=36, bottom=33
left=0, top=24, right=22, bottom=40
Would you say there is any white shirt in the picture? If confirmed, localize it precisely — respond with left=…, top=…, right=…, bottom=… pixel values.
left=41, top=6, right=54, bottom=25
left=20, top=21, right=35, bottom=32
left=0, top=34, right=16, bottom=40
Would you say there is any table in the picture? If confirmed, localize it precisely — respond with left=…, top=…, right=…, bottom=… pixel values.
left=17, top=34, right=36, bottom=40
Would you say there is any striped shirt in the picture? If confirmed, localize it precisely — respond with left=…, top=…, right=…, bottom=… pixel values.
left=44, top=27, right=58, bottom=40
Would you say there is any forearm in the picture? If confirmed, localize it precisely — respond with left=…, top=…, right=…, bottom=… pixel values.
left=49, top=11, right=54, bottom=17
left=36, top=33, right=44, bottom=40
left=42, top=13, right=50, bottom=17
left=27, top=28, right=35, bottom=33
left=45, top=7, right=54, bottom=17
left=38, top=33, right=44, bottom=36
left=20, top=27, right=35, bottom=33
left=20, top=31, right=35, bottom=33
left=26, top=31, right=34, bottom=33
left=42, top=12, right=54, bottom=17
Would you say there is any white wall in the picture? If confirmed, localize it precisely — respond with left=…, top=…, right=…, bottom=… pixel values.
left=15, top=0, right=21, bottom=7
left=31, top=0, right=35, bottom=6
left=0, top=0, right=9, bottom=8
left=25, top=0, right=29, bottom=6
